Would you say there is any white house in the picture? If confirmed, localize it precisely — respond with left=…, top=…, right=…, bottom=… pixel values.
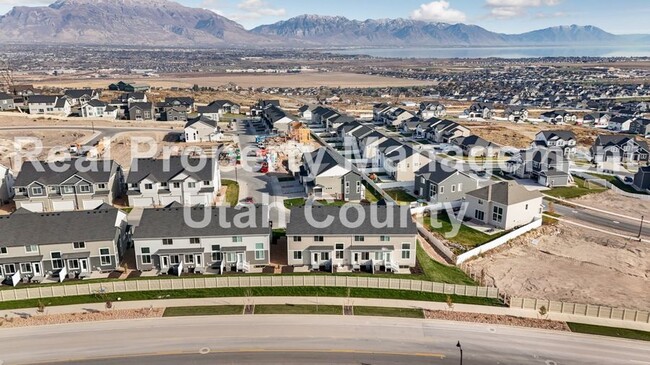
left=608, top=116, right=633, bottom=132
left=28, top=95, right=71, bottom=117
left=184, top=117, right=220, bottom=143
left=80, top=100, right=118, bottom=119
left=126, top=156, right=221, bottom=208
left=465, top=181, right=543, bottom=230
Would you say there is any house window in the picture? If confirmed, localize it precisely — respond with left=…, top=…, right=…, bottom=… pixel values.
left=141, top=247, right=151, bottom=264
left=439, top=186, right=444, bottom=194
left=144, top=183, right=153, bottom=190
left=492, top=206, right=504, bottom=223
left=99, top=248, right=112, bottom=266
left=232, top=236, right=242, bottom=243
left=4, top=264, right=16, bottom=275
left=188, top=182, right=196, bottom=188
left=25, top=245, right=38, bottom=253
left=184, top=255, right=194, bottom=263
left=190, top=237, right=201, bottom=244
left=0, top=247, right=7, bottom=255
left=335, top=243, right=344, bottom=259
left=451, top=185, right=456, bottom=193
left=321, top=252, right=330, bottom=261
left=203, top=181, right=211, bottom=186
left=354, top=235, right=364, bottom=242
left=170, top=255, right=180, bottom=265
left=402, top=243, right=411, bottom=259
left=51, top=252, right=63, bottom=269
left=380, top=236, right=390, bottom=242
left=475, top=210, right=485, bottom=221
left=361, top=252, right=370, bottom=260
left=173, top=182, right=181, bottom=189
left=79, top=185, right=91, bottom=193
left=211, top=245, right=222, bottom=261
left=356, top=181, right=361, bottom=193
left=20, top=263, right=32, bottom=273
left=160, top=182, right=168, bottom=188
left=478, top=199, right=483, bottom=205
left=525, top=204, right=529, bottom=210
left=62, top=186, right=74, bottom=194
left=255, top=243, right=265, bottom=260
left=293, top=251, right=302, bottom=260
left=374, top=252, right=382, bottom=260
left=293, top=236, right=302, bottom=242
left=162, top=239, right=173, bottom=245
left=68, top=259, right=80, bottom=270
left=458, top=183, right=463, bottom=192
left=31, top=186, right=43, bottom=195
left=97, top=183, right=107, bottom=190
left=314, top=236, right=324, bottom=242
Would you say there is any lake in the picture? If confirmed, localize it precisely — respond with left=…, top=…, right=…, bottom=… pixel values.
left=329, top=46, right=650, bottom=59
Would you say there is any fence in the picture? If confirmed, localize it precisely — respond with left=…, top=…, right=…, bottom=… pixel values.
left=416, top=222, right=456, bottom=262
left=510, top=297, right=650, bottom=324
left=455, top=219, right=543, bottom=265
left=574, top=171, right=650, bottom=201
left=0, top=276, right=499, bottom=303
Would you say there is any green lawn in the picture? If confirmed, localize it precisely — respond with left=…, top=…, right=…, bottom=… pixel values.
left=353, top=306, right=424, bottom=318
left=221, top=179, right=240, bottom=207
left=385, top=188, right=417, bottom=204
left=254, top=304, right=341, bottom=315
left=364, top=186, right=382, bottom=203
left=589, top=173, right=649, bottom=195
left=163, top=305, right=244, bottom=317
left=424, top=211, right=506, bottom=250
left=283, top=198, right=306, bottom=209
left=415, top=243, right=475, bottom=285
left=0, top=286, right=502, bottom=311
left=545, top=176, right=607, bottom=199
left=568, top=322, right=650, bottom=342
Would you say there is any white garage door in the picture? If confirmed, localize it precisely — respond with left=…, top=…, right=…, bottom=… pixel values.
left=160, top=196, right=182, bottom=207
left=82, top=199, right=104, bottom=210
left=20, top=202, right=44, bottom=212
left=131, top=197, right=154, bottom=208
left=52, top=200, right=75, bottom=211
left=189, top=195, right=209, bottom=206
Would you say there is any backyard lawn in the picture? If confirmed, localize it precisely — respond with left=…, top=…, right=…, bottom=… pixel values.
left=415, top=243, right=475, bottom=285
left=424, top=211, right=505, bottom=249
left=283, top=197, right=306, bottom=209
left=385, top=188, right=417, bottom=204
left=545, top=176, right=607, bottom=199
left=221, top=179, right=240, bottom=207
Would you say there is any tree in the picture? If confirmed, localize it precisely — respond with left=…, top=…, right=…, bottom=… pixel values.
left=446, top=295, right=454, bottom=311
left=538, top=305, right=548, bottom=319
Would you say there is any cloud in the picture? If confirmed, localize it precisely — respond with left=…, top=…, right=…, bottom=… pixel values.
left=486, top=0, right=562, bottom=18
left=236, top=0, right=286, bottom=17
left=411, top=1, right=467, bottom=23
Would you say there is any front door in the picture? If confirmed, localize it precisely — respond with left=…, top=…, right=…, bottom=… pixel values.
left=384, top=252, right=392, bottom=264
left=33, top=263, right=42, bottom=277
left=352, top=252, right=359, bottom=265
left=161, top=256, right=169, bottom=270
left=195, top=254, right=203, bottom=267
left=236, top=253, right=245, bottom=264
left=313, top=252, right=320, bottom=265
left=80, top=259, right=89, bottom=273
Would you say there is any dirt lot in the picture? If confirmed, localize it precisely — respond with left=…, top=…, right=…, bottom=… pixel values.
left=570, top=190, right=650, bottom=218
left=0, top=129, right=90, bottom=166
left=106, top=131, right=179, bottom=170
left=467, top=222, right=650, bottom=311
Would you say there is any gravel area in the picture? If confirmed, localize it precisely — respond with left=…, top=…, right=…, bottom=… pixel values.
left=0, top=308, right=164, bottom=328
left=424, top=309, right=570, bottom=332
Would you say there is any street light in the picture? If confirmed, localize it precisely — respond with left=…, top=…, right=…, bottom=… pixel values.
left=456, top=341, right=463, bottom=365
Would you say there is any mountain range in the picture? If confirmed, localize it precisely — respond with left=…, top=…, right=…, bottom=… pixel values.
left=0, top=0, right=646, bottom=48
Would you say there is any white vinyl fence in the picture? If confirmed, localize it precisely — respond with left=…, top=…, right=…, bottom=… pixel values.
left=0, top=276, right=500, bottom=302
left=510, top=297, right=650, bottom=324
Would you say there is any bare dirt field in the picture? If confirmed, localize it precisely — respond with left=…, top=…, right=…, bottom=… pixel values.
left=467, top=222, right=650, bottom=311
left=106, top=131, right=178, bottom=170
left=570, top=190, right=650, bottom=218
left=29, top=71, right=437, bottom=89
left=0, top=130, right=90, bottom=166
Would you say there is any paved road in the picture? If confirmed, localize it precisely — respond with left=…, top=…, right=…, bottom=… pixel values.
left=552, top=202, right=649, bottom=238
left=2, top=315, right=650, bottom=365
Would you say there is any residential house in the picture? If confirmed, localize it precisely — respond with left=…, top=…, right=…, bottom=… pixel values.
left=131, top=206, right=270, bottom=275
left=109, top=81, right=150, bottom=92
left=126, top=156, right=221, bottom=208
left=380, top=107, right=415, bottom=128
left=426, top=119, right=471, bottom=143
left=581, top=112, right=610, bottom=128
left=27, top=95, right=71, bottom=117
left=207, top=100, right=240, bottom=115
left=196, top=104, right=222, bottom=121
left=419, top=101, right=446, bottom=119
left=504, top=105, right=529, bottom=123
left=0, top=92, right=15, bottom=111
left=465, top=181, right=543, bottom=230
left=11, top=85, right=36, bottom=97
left=630, top=119, right=650, bottom=137
left=163, top=97, right=195, bottom=113
left=0, top=163, right=14, bottom=204
left=377, top=143, right=431, bottom=182
left=63, top=89, right=97, bottom=106
left=80, top=100, right=118, bottom=119
left=251, top=99, right=280, bottom=116
left=540, top=110, right=577, bottom=125
left=451, top=135, right=499, bottom=157
left=533, top=130, right=577, bottom=157
left=509, top=147, right=573, bottom=187
left=13, top=159, right=123, bottom=212
left=414, top=161, right=479, bottom=203
left=298, top=104, right=317, bottom=120
left=261, top=104, right=298, bottom=135
left=161, top=106, right=188, bottom=122
left=286, top=205, right=417, bottom=273
left=608, top=116, right=634, bottom=132
left=128, top=102, right=154, bottom=121
left=372, top=103, right=391, bottom=123
left=358, top=131, right=388, bottom=160
left=464, top=102, right=496, bottom=120
left=0, top=205, right=128, bottom=283
left=299, top=147, right=364, bottom=201
left=632, top=166, right=650, bottom=192
left=591, top=135, right=650, bottom=165
left=184, top=117, right=220, bottom=143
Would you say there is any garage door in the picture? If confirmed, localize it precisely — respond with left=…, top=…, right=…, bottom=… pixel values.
left=52, top=200, right=75, bottom=211
left=160, top=196, right=181, bottom=207
left=82, top=199, right=104, bottom=210
left=189, top=195, right=209, bottom=206
left=131, top=197, right=154, bottom=208
left=20, top=202, right=44, bottom=212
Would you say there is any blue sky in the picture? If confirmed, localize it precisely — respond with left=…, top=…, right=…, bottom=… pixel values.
left=1, top=0, right=649, bottom=33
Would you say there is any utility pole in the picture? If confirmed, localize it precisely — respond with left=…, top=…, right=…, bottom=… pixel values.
left=639, top=215, right=645, bottom=240
left=456, top=341, right=463, bottom=365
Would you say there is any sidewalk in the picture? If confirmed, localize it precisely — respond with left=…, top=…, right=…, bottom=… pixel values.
left=2, top=296, right=648, bottom=332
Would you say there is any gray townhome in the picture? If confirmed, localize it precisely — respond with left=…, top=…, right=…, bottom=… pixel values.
left=633, top=166, right=650, bottom=192
left=299, top=147, right=364, bottom=201
left=13, top=159, right=124, bottom=212
left=0, top=205, right=128, bottom=284
left=414, top=161, right=479, bottom=203
left=126, top=156, right=221, bottom=208
left=128, top=102, right=154, bottom=121
left=131, top=206, right=271, bottom=275
left=0, top=92, right=15, bottom=111
left=286, top=205, right=417, bottom=273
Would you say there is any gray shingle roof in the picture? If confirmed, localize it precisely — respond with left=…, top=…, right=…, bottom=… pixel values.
left=466, top=181, right=542, bottom=205
left=14, top=159, right=118, bottom=187
left=132, top=206, right=270, bottom=239
left=0, top=206, right=120, bottom=247
left=286, top=205, right=416, bottom=236
left=126, top=156, right=215, bottom=184
left=416, top=161, right=464, bottom=184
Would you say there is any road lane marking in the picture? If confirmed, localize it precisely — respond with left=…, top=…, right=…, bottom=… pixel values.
left=613, top=221, right=620, bottom=224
